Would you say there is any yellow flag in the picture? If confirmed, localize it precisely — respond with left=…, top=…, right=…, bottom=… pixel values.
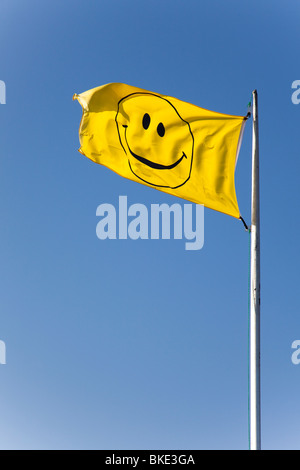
left=73, top=83, right=248, bottom=218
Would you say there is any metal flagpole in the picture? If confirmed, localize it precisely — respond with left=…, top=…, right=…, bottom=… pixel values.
left=250, top=89, right=261, bottom=450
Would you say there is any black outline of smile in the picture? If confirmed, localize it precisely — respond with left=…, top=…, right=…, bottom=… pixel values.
left=115, top=92, right=194, bottom=189
left=123, top=125, right=187, bottom=170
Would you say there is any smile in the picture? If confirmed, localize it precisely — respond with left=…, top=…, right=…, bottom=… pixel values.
left=124, top=127, right=187, bottom=170
left=129, top=149, right=187, bottom=170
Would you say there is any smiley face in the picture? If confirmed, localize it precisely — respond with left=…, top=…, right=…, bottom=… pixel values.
left=115, top=93, right=194, bottom=189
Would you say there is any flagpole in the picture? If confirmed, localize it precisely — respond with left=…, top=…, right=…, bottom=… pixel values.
left=250, top=89, right=261, bottom=450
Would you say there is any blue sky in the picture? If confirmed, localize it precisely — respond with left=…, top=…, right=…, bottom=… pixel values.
left=0, top=0, right=299, bottom=450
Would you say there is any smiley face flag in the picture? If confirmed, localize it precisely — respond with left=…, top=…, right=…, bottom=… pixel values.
left=73, top=83, right=248, bottom=218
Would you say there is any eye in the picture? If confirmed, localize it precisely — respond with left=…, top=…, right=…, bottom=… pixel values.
left=157, top=122, right=165, bottom=137
left=142, top=113, right=151, bottom=130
